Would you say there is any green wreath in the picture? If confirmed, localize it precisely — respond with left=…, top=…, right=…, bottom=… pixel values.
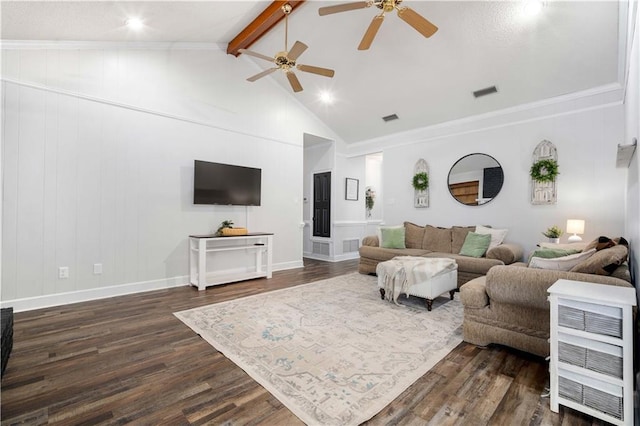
left=412, top=172, right=429, bottom=191
left=530, top=159, right=559, bottom=183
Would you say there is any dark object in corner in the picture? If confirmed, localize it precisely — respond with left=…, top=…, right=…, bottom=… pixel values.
left=1, top=307, right=14, bottom=377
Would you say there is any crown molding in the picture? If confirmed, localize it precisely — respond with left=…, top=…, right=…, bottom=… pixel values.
left=0, top=40, right=226, bottom=50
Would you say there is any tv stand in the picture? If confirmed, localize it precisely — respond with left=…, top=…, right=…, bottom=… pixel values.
left=189, top=233, right=273, bottom=291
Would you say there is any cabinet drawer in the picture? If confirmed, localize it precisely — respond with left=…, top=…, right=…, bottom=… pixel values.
left=558, top=299, right=622, bottom=338
left=558, top=369, right=623, bottom=421
left=558, top=333, right=623, bottom=379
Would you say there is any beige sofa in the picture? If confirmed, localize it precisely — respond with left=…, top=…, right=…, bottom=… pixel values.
left=358, top=222, right=523, bottom=288
left=460, top=253, right=633, bottom=357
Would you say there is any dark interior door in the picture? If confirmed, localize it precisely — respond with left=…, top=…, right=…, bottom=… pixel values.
left=313, top=172, right=331, bottom=238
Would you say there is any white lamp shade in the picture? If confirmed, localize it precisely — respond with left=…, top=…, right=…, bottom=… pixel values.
left=566, top=219, right=585, bottom=234
left=567, top=219, right=585, bottom=242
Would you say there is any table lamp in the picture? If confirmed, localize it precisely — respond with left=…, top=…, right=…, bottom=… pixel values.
left=566, top=219, right=585, bottom=243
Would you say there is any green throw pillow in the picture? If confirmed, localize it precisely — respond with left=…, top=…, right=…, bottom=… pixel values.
left=527, top=248, right=582, bottom=265
left=459, top=232, right=491, bottom=258
left=380, top=227, right=406, bottom=249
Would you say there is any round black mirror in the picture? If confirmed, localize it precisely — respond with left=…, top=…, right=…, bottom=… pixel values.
left=448, top=153, right=503, bottom=206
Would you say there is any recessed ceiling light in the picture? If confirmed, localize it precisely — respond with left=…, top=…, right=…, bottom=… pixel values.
left=125, top=17, right=144, bottom=31
left=319, top=91, right=334, bottom=105
left=522, top=0, right=543, bottom=17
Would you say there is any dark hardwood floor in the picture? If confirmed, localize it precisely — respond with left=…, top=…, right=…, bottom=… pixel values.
left=1, top=259, right=604, bottom=425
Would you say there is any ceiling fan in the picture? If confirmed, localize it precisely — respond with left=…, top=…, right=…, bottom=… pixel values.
left=239, top=3, right=335, bottom=93
left=318, top=0, right=438, bottom=50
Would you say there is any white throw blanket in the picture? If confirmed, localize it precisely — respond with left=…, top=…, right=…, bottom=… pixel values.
left=377, top=256, right=458, bottom=304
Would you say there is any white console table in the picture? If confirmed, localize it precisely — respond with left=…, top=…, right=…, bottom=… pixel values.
left=189, top=233, right=273, bottom=291
left=548, top=279, right=636, bottom=425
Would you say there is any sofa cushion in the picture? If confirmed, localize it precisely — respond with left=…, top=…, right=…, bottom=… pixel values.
left=425, top=253, right=503, bottom=275
left=452, top=226, right=475, bottom=254
left=529, top=249, right=595, bottom=271
left=475, top=224, right=508, bottom=250
left=358, top=246, right=429, bottom=262
left=459, top=232, right=491, bottom=257
left=423, top=225, right=452, bottom=252
left=403, top=222, right=425, bottom=249
left=570, top=244, right=628, bottom=275
left=380, top=226, right=406, bottom=249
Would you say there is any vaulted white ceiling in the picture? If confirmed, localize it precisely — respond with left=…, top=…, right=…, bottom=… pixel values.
left=1, top=1, right=627, bottom=144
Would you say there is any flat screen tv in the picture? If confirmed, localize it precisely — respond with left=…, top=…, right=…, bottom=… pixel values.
left=194, top=160, right=261, bottom=206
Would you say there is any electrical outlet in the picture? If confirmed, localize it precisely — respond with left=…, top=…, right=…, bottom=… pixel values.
left=93, top=263, right=102, bottom=275
left=58, top=267, right=69, bottom=279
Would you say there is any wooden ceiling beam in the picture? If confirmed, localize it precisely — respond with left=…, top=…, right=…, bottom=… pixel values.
left=227, top=1, right=306, bottom=57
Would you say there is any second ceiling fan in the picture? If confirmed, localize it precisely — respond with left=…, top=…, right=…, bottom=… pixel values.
left=240, top=3, right=335, bottom=93
left=319, top=0, right=438, bottom=50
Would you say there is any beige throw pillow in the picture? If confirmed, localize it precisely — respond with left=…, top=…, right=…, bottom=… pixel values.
left=529, top=249, right=596, bottom=271
left=475, top=224, right=508, bottom=250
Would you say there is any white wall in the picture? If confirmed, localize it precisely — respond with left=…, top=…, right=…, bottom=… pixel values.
left=344, top=104, right=627, bottom=259
left=624, top=4, right=639, bottom=286
left=365, top=153, right=383, bottom=221
left=1, top=43, right=342, bottom=310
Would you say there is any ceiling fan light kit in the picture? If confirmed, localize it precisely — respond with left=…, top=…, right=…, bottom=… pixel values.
left=239, top=3, right=335, bottom=93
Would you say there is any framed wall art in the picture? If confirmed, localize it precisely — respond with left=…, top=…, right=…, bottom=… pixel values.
left=345, top=178, right=359, bottom=201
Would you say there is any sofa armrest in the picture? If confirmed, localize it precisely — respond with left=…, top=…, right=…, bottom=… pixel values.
left=362, top=235, right=379, bottom=247
left=460, top=277, right=489, bottom=308
left=485, top=265, right=633, bottom=310
left=486, top=243, right=523, bottom=265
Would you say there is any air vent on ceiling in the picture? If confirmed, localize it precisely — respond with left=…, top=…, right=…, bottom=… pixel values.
left=382, top=114, right=399, bottom=122
left=473, top=86, right=498, bottom=98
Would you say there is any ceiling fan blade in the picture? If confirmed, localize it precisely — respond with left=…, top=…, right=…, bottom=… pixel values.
left=238, top=49, right=275, bottom=63
left=286, top=71, right=303, bottom=93
left=319, top=1, right=370, bottom=16
left=297, top=64, right=335, bottom=78
left=247, top=68, right=278, bottom=82
left=397, top=7, right=438, bottom=38
left=287, top=41, right=308, bottom=61
left=358, top=15, right=384, bottom=50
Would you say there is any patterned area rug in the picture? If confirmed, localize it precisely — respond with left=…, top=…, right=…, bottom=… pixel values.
left=174, top=272, right=462, bottom=426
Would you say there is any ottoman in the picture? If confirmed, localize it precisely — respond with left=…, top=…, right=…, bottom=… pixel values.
left=377, top=257, right=458, bottom=311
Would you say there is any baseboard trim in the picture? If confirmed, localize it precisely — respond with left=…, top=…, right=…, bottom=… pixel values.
left=275, top=260, right=305, bottom=271
left=1, top=276, right=189, bottom=313
left=0, top=261, right=306, bottom=312
left=303, top=253, right=360, bottom=263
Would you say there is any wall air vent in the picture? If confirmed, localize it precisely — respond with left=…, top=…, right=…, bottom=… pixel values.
left=382, top=114, right=399, bottom=122
left=473, top=86, right=498, bottom=98
left=342, top=239, right=359, bottom=253
left=312, top=242, right=330, bottom=256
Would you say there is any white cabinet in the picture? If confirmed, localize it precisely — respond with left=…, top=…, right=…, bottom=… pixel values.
left=548, top=279, right=636, bottom=425
left=189, top=233, right=273, bottom=291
